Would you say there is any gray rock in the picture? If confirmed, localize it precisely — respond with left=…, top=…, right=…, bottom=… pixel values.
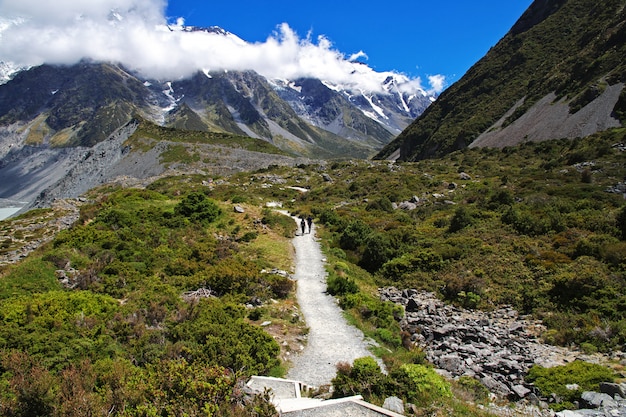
left=480, top=375, right=511, bottom=396
left=512, top=384, right=531, bottom=398
left=382, top=396, right=405, bottom=414
left=233, top=205, right=245, bottom=213
left=397, top=201, right=417, bottom=210
left=459, top=172, right=472, bottom=180
left=555, top=411, right=584, bottom=417
left=438, top=354, right=463, bottom=373
left=379, top=286, right=626, bottom=414
left=580, top=391, right=617, bottom=408
left=600, top=382, right=626, bottom=399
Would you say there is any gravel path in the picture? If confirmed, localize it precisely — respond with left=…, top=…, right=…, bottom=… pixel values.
left=285, top=216, right=384, bottom=387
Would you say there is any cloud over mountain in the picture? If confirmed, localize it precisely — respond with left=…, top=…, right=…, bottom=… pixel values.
left=0, top=0, right=445, bottom=94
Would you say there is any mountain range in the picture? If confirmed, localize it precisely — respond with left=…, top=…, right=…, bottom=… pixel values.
left=2, top=0, right=626, bottom=210
left=0, top=25, right=433, bottom=209
left=376, top=0, right=626, bottom=161
left=0, top=28, right=433, bottom=159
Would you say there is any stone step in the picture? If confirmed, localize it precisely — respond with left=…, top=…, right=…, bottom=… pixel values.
left=247, top=376, right=406, bottom=416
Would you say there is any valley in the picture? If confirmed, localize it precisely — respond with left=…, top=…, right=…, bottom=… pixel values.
left=0, top=0, right=625, bottom=415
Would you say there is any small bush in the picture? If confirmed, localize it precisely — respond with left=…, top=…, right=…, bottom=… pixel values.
left=175, top=192, right=221, bottom=224
left=231, top=195, right=247, bottom=204
left=391, top=364, right=452, bottom=405
left=448, top=206, right=474, bottom=233
left=339, top=220, right=372, bottom=251
left=526, top=361, right=616, bottom=409
left=331, top=357, right=390, bottom=401
left=327, top=275, right=358, bottom=296
left=238, top=231, right=258, bottom=242
left=455, top=376, right=490, bottom=403
left=266, top=275, right=294, bottom=299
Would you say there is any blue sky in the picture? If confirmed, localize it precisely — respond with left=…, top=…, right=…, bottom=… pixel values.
left=166, top=1, right=533, bottom=84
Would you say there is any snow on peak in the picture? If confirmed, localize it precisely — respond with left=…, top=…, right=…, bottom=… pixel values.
left=0, top=3, right=444, bottom=95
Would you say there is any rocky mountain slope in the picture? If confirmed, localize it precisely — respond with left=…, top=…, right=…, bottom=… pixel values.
left=376, top=0, right=626, bottom=161
left=0, top=118, right=312, bottom=211
left=0, top=54, right=433, bottom=159
left=0, top=34, right=432, bottom=209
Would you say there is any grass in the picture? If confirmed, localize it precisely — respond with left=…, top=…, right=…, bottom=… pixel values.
left=127, top=117, right=290, bottom=156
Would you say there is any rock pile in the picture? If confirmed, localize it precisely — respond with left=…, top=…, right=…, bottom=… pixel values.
left=379, top=288, right=603, bottom=401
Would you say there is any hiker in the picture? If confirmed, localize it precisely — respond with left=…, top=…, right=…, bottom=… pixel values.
left=306, top=216, right=313, bottom=234
left=300, top=217, right=306, bottom=235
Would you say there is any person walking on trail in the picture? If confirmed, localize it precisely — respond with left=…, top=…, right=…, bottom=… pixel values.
left=300, top=217, right=306, bottom=235
left=306, top=216, right=313, bottom=234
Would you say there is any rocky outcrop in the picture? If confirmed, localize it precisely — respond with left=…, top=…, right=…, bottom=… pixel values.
left=379, top=288, right=614, bottom=403
left=0, top=198, right=83, bottom=266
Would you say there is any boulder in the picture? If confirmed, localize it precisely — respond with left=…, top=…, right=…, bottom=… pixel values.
left=480, top=375, right=511, bottom=397
left=382, top=396, right=405, bottom=414
left=580, top=391, right=617, bottom=408
left=398, top=201, right=417, bottom=210
left=600, top=382, right=626, bottom=398
left=511, top=384, right=531, bottom=399
left=439, top=354, right=463, bottom=373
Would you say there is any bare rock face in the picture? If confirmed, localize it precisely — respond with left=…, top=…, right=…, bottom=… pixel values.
left=379, top=287, right=616, bottom=406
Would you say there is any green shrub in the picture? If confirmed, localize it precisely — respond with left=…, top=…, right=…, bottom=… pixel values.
left=231, top=195, right=247, bottom=204
left=360, top=233, right=395, bottom=272
left=456, top=375, right=490, bottom=403
left=170, top=299, right=280, bottom=374
left=331, top=356, right=390, bottom=400
left=266, top=274, right=294, bottom=299
left=238, top=231, right=258, bottom=242
left=366, top=197, right=394, bottom=213
left=0, top=258, right=59, bottom=299
left=375, top=328, right=402, bottom=348
left=247, top=307, right=265, bottom=321
left=379, top=250, right=444, bottom=281
left=175, top=192, right=221, bottom=224
left=502, top=206, right=550, bottom=236
left=327, top=275, right=358, bottom=296
left=339, top=220, right=372, bottom=251
left=391, top=364, right=452, bottom=405
left=448, top=206, right=474, bottom=233
left=487, top=189, right=515, bottom=209
left=526, top=361, right=616, bottom=410
left=315, top=208, right=346, bottom=230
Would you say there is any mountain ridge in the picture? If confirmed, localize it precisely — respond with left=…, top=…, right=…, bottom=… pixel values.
left=375, top=0, right=626, bottom=161
left=0, top=44, right=435, bottom=208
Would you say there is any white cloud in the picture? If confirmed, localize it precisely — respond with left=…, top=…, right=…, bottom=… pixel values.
left=427, top=74, right=446, bottom=95
left=0, top=0, right=445, bottom=94
left=348, top=50, right=368, bottom=62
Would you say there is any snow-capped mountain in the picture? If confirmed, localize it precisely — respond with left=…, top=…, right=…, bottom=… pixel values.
left=0, top=60, right=23, bottom=84
left=272, top=73, right=432, bottom=137
left=0, top=25, right=436, bottom=158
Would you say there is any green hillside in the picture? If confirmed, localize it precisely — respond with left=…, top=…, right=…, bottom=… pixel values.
left=126, top=117, right=291, bottom=156
left=376, top=0, right=626, bottom=161
left=1, top=126, right=625, bottom=414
